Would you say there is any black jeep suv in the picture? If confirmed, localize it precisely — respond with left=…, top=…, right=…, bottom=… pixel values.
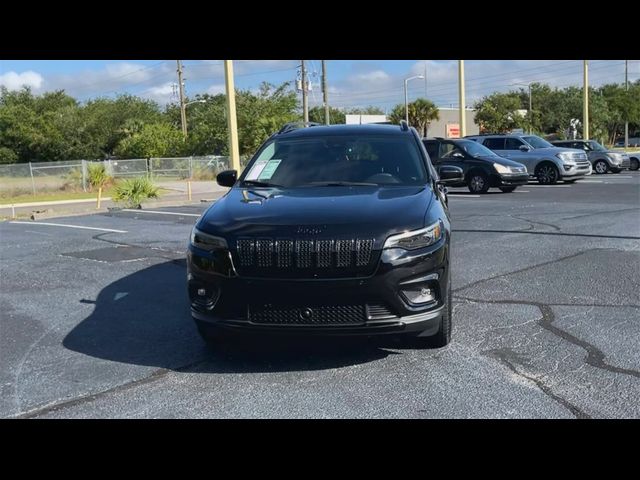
left=423, top=138, right=529, bottom=193
left=187, top=122, right=463, bottom=347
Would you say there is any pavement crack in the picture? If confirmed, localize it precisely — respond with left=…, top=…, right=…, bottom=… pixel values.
left=452, top=229, right=640, bottom=240
left=485, top=347, right=590, bottom=419
left=454, top=249, right=593, bottom=293
left=12, top=357, right=208, bottom=419
left=510, top=214, right=561, bottom=232
left=456, top=295, right=640, bottom=381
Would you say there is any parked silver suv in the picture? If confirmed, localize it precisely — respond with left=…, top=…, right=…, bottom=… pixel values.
left=465, top=134, right=591, bottom=184
left=550, top=139, right=630, bottom=174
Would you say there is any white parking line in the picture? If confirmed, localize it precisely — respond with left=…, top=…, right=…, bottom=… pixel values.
left=121, top=209, right=201, bottom=217
left=526, top=185, right=571, bottom=188
left=515, top=190, right=530, bottom=193
left=448, top=194, right=481, bottom=198
left=580, top=180, right=603, bottom=183
left=9, top=221, right=127, bottom=233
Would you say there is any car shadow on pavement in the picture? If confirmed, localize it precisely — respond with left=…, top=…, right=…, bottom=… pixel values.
left=63, top=260, right=417, bottom=374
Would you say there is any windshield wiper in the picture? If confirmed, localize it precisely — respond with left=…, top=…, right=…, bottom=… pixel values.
left=302, top=181, right=378, bottom=187
left=242, top=179, right=284, bottom=188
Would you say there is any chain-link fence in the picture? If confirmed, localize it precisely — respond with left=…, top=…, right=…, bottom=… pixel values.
left=0, top=156, right=237, bottom=200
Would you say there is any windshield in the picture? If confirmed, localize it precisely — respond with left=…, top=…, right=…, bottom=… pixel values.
left=455, top=140, right=499, bottom=158
left=242, top=134, right=428, bottom=188
left=522, top=135, right=553, bottom=149
left=586, top=140, right=607, bottom=152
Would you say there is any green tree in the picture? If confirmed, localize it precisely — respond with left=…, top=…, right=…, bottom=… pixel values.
left=387, top=98, right=439, bottom=136
left=473, top=92, right=526, bottom=133
left=308, top=106, right=346, bottom=124
left=347, top=106, right=384, bottom=115
left=114, top=122, right=185, bottom=158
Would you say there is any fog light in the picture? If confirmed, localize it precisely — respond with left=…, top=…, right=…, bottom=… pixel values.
left=197, top=288, right=206, bottom=296
left=401, top=286, right=436, bottom=305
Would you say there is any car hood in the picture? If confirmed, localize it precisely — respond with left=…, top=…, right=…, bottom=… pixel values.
left=473, top=155, right=526, bottom=168
left=198, top=185, right=434, bottom=240
left=539, top=147, right=584, bottom=155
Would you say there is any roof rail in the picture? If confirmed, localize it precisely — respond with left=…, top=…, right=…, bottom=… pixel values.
left=277, top=122, right=322, bottom=134
left=399, top=120, right=409, bottom=131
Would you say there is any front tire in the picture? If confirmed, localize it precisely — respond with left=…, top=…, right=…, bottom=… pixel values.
left=536, top=163, right=559, bottom=185
left=468, top=172, right=490, bottom=194
left=427, top=278, right=452, bottom=348
left=594, top=160, right=608, bottom=174
left=630, top=158, right=639, bottom=171
left=499, top=186, right=517, bottom=193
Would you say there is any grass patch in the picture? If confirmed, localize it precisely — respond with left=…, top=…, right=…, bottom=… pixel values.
left=0, top=187, right=118, bottom=205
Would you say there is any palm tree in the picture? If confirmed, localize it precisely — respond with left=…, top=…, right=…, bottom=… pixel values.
left=387, top=98, right=439, bottom=137
left=409, top=98, right=439, bottom=137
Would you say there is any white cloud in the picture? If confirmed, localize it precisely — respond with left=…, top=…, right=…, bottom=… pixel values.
left=105, top=62, right=156, bottom=82
left=0, top=70, right=44, bottom=90
left=206, top=83, right=225, bottom=95
left=143, top=81, right=178, bottom=104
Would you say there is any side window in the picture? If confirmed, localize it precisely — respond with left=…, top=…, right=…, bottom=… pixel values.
left=440, top=143, right=456, bottom=157
left=483, top=138, right=505, bottom=150
left=423, top=141, right=439, bottom=160
left=505, top=138, right=524, bottom=150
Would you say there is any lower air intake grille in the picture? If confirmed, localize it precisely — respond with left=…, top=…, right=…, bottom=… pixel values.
left=249, top=304, right=367, bottom=325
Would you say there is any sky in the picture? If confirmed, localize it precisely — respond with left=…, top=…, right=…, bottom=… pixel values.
left=1, top=60, right=637, bottom=112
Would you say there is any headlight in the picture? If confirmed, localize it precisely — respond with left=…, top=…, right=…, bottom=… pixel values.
left=556, top=152, right=575, bottom=164
left=190, top=227, right=228, bottom=251
left=384, top=220, right=443, bottom=251
left=493, top=163, right=510, bottom=174
left=608, top=153, right=622, bottom=163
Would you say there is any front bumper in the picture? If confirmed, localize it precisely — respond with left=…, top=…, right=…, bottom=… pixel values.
left=187, top=236, right=450, bottom=337
left=491, top=173, right=529, bottom=187
left=560, top=162, right=592, bottom=178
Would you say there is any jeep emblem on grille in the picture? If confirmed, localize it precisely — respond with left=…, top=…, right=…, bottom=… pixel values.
left=300, top=308, right=314, bottom=320
left=297, top=225, right=325, bottom=235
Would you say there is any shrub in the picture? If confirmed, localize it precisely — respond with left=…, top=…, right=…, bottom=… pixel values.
left=113, top=176, right=159, bottom=208
left=0, top=147, right=18, bottom=164
left=87, top=162, right=113, bottom=191
left=62, top=167, right=83, bottom=191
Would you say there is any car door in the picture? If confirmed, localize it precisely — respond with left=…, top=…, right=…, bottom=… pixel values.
left=502, top=137, right=535, bottom=172
left=427, top=141, right=468, bottom=186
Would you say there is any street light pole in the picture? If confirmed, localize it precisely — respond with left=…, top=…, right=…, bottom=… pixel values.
left=177, top=60, right=187, bottom=140
left=583, top=60, right=589, bottom=140
left=458, top=60, right=466, bottom=138
left=224, top=60, right=240, bottom=172
left=404, top=75, right=424, bottom=125
left=625, top=60, right=629, bottom=148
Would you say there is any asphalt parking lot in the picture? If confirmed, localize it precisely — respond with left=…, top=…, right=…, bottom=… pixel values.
left=1, top=172, right=639, bottom=418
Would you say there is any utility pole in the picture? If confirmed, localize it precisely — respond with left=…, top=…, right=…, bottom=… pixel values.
left=224, top=61, right=240, bottom=172
left=301, top=60, right=309, bottom=123
left=583, top=60, right=589, bottom=140
left=528, top=84, right=532, bottom=134
left=625, top=60, right=629, bottom=148
left=322, top=60, right=329, bottom=125
left=177, top=60, right=187, bottom=140
left=424, top=60, right=428, bottom=98
left=458, top=60, right=466, bottom=138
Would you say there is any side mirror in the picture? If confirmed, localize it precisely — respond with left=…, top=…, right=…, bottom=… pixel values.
left=518, top=145, right=530, bottom=152
left=452, top=152, right=465, bottom=159
left=437, top=165, right=464, bottom=186
left=216, top=169, right=237, bottom=187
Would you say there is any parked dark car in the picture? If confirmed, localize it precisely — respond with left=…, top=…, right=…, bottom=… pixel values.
left=422, top=137, right=529, bottom=193
left=187, top=122, right=463, bottom=348
left=551, top=139, right=630, bottom=173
